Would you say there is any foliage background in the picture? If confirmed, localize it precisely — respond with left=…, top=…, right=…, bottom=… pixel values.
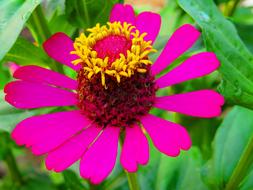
left=0, top=0, right=253, bottom=189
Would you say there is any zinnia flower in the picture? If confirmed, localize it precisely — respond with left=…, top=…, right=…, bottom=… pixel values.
left=4, top=4, right=224, bottom=184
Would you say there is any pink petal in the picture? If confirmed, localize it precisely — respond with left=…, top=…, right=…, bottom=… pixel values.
left=154, top=90, right=224, bottom=118
left=141, top=114, right=191, bottom=157
left=14, top=65, right=77, bottom=90
left=156, top=52, right=220, bottom=88
left=151, top=24, right=200, bottom=75
left=109, top=4, right=135, bottom=25
left=4, top=81, right=76, bottom=109
left=43, top=32, right=81, bottom=70
left=135, top=12, right=161, bottom=44
left=11, top=110, right=92, bottom=155
left=80, top=126, right=120, bottom=184
left=46, top=125, right=101, bottom=172
left=120, top=124, right=149, bottom=172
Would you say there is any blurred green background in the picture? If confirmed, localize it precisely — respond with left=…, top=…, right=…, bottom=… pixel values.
left=1, top=0, right=253, bottom=189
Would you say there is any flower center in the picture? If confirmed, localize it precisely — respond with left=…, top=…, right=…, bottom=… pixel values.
left=71, top=22, right=156, bottom=87
left=77, top=68, right=157, bottom=128
left=93, top=35, right=132, bottom=63
left=74, top=22, right=157, bottom=128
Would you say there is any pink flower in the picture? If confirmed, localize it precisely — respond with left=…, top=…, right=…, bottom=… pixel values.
left=4, top=4, right=224, bottom=184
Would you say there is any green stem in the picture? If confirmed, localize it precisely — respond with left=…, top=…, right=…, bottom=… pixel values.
left=224, top=0, right=241, bottom=17
left=80, top=0, right=90, bottom=28
left=28, top=5, right=63, bottom=73
left=4, top=148, right=23, bottom=186
left=1, top=133, right=23, bottom=186
left=125, top=171, right=141, bottom=190
left=119, top=135, right=141, bottom=190
left=29, top=5, right=51, bottom=43
left=225, top=135, right=253, bottom=190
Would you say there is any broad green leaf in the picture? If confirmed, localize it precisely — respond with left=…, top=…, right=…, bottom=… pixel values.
left=3, top=37, right=50, bottom=67
left=202, top=106, right=253, bottom=189
left=235, top=23, right=253, bottom=54
left=178, top=0, right=253, bottom=110
left=154, top=147, right=208, bottom=190
left=65, top=0, right=122, bottom=29
left=0, top=0, right=41, bottom=60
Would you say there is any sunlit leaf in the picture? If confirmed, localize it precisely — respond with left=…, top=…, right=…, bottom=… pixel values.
left=178, top=0, right=253, bottom=110
left=0, top=0, right=41, bottom=60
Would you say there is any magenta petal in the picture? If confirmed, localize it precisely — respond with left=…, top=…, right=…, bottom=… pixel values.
left=135, top=12, right=161, bottom=44
left=156, top=52, right=220, bottom=88
left=120, top=124, right=149, bottom=172
left=80, top=126, right=120, bottom=184
left=14, top=65, right=77, bottom=90
left=141, top=114, right=191, bottom=157
left=151, top=24, right=200, bottom=75
left=11, top=110, right=91, bottom=155
left=46, top=125, right=101, bottom=172
left=109, top=4, right=135, bottom=25
left=4, top=81, right=76, bottom=109
left=155, top=90, right=224, bottom=118
left=43, top=32, right=81, bottom=70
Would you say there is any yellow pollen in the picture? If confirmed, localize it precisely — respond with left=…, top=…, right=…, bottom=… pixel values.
left=71, top=21, right=156, bottom=87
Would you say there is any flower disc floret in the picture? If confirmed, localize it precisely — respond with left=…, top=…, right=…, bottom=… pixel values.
left=71, top=22, right=156, bottom=87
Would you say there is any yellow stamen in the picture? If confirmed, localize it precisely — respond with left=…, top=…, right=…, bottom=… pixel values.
left=71, top=21, right=156, bottom=87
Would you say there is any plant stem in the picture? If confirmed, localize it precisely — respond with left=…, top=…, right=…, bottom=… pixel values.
left=224, top=0, right=241, bottom=17
left=28, top=5, right=63, bottom=73
left=119, top=135, right=141, bottom=190
left=4, top=148, right=23, bottom=186
left=1, top=133, right=23, bottom=186
left=125, top=171, right=141, bottom=190
left=225, top=135, right=253, bottom=190
left=80, top=0, right=90, bottom=28
left=29, top=5, right=51, bottom=44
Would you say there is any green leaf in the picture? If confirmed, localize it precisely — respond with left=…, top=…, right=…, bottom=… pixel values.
left=48, top=14, right=76, bottom=37
left=178, top=0, right=253, bottom=110
left=137, top=136, right=208, bottom=190
left=154, top=147, right=208, bottom=190
left=203, top=106, right=253, bottom=189
left=3, top=37, right=50, bottom=67
left=0, top=0, right=41, bottom=60
left=44, top=0, right=65, bottom=19
left=65, top=0, right=121, bottom=29
left=235, top=23, right=253, bottom=54
left=232, top=7, right=253, bottom=25
left=159, top=0, right=193, bottom=36
left=62, top=170, right=87, bottom=190
left=240, top=169, right=253, bottom=190
left=0, top=61, right=11, bottom=89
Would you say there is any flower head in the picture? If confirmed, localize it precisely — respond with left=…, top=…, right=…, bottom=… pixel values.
left=71, top=22, right=155, bottom=87
left=4, top=4, right=224, bottom=184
